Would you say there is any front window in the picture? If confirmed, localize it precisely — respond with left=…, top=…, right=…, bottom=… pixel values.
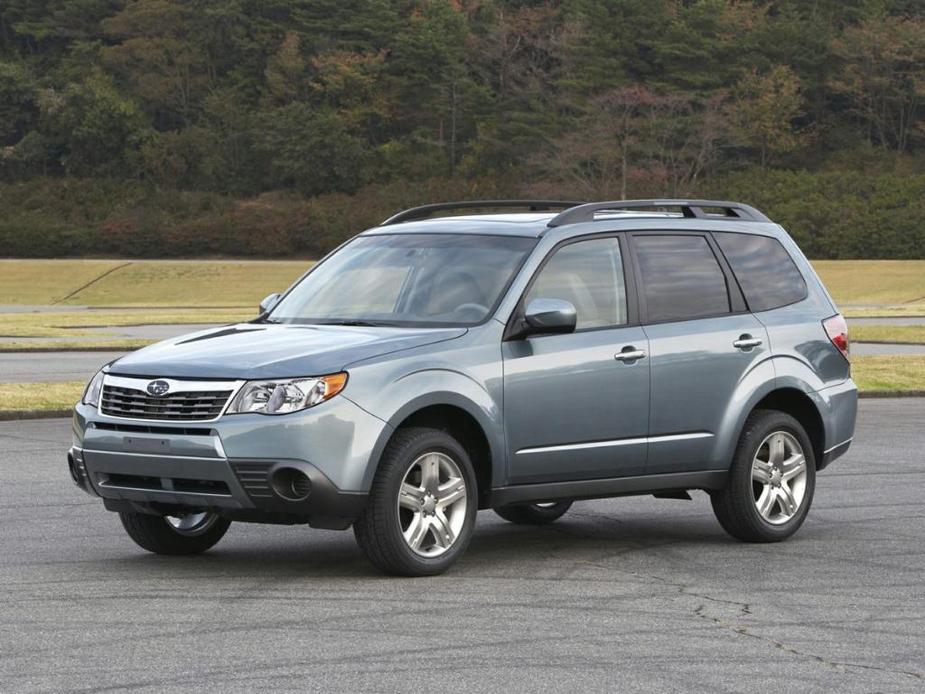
left=525, top=237, right=628, bottom=330
left=268, top=233, right=536, bottom=327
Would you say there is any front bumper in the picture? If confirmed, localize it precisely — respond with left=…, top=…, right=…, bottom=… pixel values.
left=70, top=396, right=388, bottom=528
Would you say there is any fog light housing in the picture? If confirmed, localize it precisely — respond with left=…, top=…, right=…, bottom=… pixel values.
left=270, top=467, right=312, bottom=502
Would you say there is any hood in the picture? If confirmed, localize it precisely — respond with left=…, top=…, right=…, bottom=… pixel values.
left=108, top=323, right=467, bottom=379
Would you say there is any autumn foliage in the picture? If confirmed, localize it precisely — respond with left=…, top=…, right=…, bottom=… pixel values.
left=1, top=1, right=925, bottom=258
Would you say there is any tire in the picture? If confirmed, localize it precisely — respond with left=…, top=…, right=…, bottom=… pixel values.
left=119, top=511, right=230, bottom=555
left=494, top=501, right=572, bottom=525
left=711, top=409, right=816, bottom=543
left=354, top=427, right=478, bottom=576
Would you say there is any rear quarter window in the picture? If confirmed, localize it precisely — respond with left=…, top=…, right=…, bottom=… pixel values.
left=714, top=232, right=807, bottom=312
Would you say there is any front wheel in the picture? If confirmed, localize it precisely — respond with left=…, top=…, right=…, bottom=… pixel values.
left=711, top=410, right=816, bottom=543
left=494, top=501, right=572, bottom=525
left=354, top=427, right=478, bottom=576
left=119, top=511, right=230, bottom=555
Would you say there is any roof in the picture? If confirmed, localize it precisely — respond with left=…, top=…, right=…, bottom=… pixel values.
left=362, top=199, right=776, bottom=239
left=362, top=213, right=555, bottom=238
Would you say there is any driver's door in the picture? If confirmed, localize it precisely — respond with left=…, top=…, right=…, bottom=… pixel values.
left=502, top=235, right=650, bottom=484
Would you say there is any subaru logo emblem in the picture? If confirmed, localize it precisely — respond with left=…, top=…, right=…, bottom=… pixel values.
left=146, top=380, right=170, bottom=397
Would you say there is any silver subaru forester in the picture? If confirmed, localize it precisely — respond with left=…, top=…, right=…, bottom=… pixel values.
left=69, top=199, right=857, bottom=576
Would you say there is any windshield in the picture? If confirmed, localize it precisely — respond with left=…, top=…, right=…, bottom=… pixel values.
left=268, top=233, right=536, bottom=327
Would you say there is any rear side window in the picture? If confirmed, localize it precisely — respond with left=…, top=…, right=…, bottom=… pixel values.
left=633, top=234, right=730, bottom=323
left=714, top=232, right=807, bottom=311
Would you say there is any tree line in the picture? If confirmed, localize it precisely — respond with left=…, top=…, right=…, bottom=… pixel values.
left=2, top=0, right=925, bottom=258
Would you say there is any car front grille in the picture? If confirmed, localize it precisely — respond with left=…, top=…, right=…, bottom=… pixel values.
left=100, top=384, right=233, bottom=421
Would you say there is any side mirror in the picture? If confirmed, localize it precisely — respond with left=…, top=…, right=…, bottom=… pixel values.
left=522, top=298, right=577, bottom=337
left=259, top=292, right=281, bottom=315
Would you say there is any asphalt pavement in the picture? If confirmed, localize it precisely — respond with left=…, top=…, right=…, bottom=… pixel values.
left=1, top=399, right=923, bottom=692
left=849, top=342, right=925, bottom=355
left=0, top=351, right=125, bottom=383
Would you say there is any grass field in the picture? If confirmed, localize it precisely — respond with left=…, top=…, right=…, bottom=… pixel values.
left=0, top=259, right=310, bottom=307
left=811, top=260, right=925, bottom=309
left=0, top=308, right=251, bottom=337
left=0, top=381, right=85, bottom=412
left=851, top=356, right=925, bottom=393
left=2, top=258, right=924, bottom=312
left=850, top=325, right=925, bottom=344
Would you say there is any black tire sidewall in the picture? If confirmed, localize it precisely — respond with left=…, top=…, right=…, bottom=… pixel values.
left=119, top=511, right=230, bottom=555
left=362, top=428, right=479, bottom=575
left=731, top=411, right=817, bottom=540
left=495, top=501, right=573, bottom=524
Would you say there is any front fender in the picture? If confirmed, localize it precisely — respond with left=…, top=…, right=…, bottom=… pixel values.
left=347, top=369, right=506, bottom=489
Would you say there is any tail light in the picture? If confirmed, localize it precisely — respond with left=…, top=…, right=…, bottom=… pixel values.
left=823, top=314, right=849, bottom=361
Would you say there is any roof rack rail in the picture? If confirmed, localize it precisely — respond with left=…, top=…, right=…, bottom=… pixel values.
left=546, top=199, right=771, bottom=227
left=381, top=200, right=584, bottom=226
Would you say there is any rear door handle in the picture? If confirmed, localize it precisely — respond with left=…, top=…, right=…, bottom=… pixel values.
left=733, top=336, right=763, bottom=350
left=615, top=348, right=647, bottom=362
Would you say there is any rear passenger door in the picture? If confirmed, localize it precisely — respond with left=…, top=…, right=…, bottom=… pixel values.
left=629, top=232, right=769, bottom=474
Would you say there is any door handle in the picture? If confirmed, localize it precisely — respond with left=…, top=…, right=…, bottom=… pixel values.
left=733, top=335, right=763, bottom=350
left=615, top=347, right=647, bottom=362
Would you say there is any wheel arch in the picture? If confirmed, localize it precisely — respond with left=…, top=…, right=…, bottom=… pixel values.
left=365, top=389, right=504, bottom=506
left=748, top=388, right=825, bottom=468
left=716, top=358, right=829, bottom=471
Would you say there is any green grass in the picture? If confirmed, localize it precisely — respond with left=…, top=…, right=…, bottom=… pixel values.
left=851, top=356, right=925, bottom=393
left=851, top=325, right=925, bottom=344
left=1, top=258, right=925, bottom=353
left=0, top=308, right=251, bottom=337
left=841, top=305, right=925, bottom=318
left=0, top=259, right=310, bottom=307
left=812, top=260, right=925, bottom=308
left=1, top=258, right=923, bottom=311
left=0, top=260, right=126, bottom=305
left=0, top=339, right=159, bottom=351
left=0, top=381, right=85, bottom=412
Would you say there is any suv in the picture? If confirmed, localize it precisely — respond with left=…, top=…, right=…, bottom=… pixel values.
left=69, top=199, right=857, bottom=576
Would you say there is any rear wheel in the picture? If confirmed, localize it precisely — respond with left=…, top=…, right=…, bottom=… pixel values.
left=711, top=410, right=815, bottom=542
left=494, top=501, right=572, bottom=525
left=354, top=427, right=478, bottom=576
left=119, top=511, right=230, bottom=555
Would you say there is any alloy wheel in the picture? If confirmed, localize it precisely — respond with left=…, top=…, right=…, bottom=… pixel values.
left=751, top=431, right=808, bottom=525
left=165, top=512, right=219, bottom=537
left=397, top=451, right=468, bottom=558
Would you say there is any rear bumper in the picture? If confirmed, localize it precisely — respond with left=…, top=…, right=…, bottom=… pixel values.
left=816, top=378, right=858, bottom=470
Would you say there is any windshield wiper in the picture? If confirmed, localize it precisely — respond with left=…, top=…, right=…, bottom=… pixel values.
left=321, top=319, right=393, bottom=327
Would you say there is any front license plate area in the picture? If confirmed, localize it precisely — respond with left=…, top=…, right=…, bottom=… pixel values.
left=123, top=436, right=171, bottom=454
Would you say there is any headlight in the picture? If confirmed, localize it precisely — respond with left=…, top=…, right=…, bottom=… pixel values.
left=227, top=373, right=348, bottom=415
left=82, top=369, right=105, bottom=407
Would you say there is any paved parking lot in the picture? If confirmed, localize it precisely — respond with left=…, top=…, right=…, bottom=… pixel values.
left=0, top=351, right=125, bottom=383
left=1, top=399, right=923, bottom=692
